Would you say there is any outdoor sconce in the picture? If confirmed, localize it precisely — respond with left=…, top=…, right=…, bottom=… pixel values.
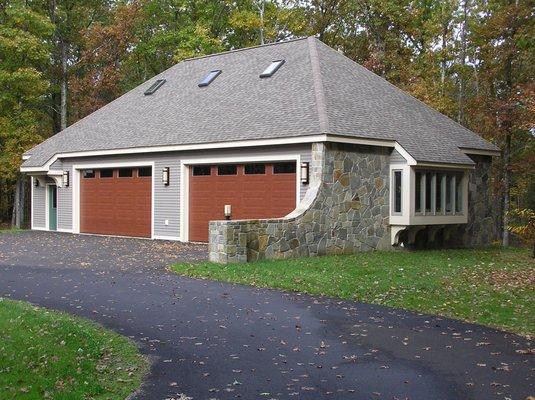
left=162, top=167, right=170, bottom=186
left=300, top=162, right=309, bottom=184
left=34, top=177, right=39, bottom=187
left=224, top=204, right=232, bottom=220
left=62, top=171, right=70, bottom=187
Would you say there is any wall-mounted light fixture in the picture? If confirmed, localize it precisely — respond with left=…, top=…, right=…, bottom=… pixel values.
left=162, top=167, right=170, bottom=186
left=62, top=171, right=70, bottom=187
left=300, top=162, right=310, bottom=184
left=224, top=204, right=232, bottom=220
left=34, top=177, right=40, bottom=187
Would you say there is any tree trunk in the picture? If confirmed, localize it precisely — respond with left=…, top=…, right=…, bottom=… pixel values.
left=11, top=176, right=23, bottom=229
left=60, top=40, right=68, bottom=130
left=440, top=26, right=447, bottom=88
left=457, top=0, right=468, bottom=125
left=502, top=132, right=511, bottom=246
left=257, top=0, right=265, bottom=45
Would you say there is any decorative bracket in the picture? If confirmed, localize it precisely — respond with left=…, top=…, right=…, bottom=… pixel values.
left=47, top=170, right=64, bottom=187
left=391, top=225, right=407, bottom=246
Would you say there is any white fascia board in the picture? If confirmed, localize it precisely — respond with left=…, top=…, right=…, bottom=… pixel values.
left=393, top=143, right=417, bottom=165
left=20, top=135, right=397, bottom=174
left=20, top=135, right=329, bottom=173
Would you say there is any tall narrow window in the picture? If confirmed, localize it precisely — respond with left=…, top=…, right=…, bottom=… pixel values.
left=425, top=173, right=433, bottom=213
left=415, top=171, right=422, bottom=213
left=455, top=173, right=463, bottom=213
left=435, top=174, right=443, bottom=214
left=445, top=175, right=453, bottom=213
left=394, top=170, right=402, bottom=214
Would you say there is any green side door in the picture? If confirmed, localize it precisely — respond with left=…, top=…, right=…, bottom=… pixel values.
left=48, top=185, right=57, bottom=231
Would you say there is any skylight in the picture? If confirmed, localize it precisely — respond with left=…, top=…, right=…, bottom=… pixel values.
left=198, top=70, right=222, bottom=87
left=144, top=79, right=166, bottom=95
left=260, top=60, right=285, bottom=78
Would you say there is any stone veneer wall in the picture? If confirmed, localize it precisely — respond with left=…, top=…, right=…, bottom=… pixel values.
left=455, top=155, right=499, bottom=246
left=209, top=142, right=392, bottom=263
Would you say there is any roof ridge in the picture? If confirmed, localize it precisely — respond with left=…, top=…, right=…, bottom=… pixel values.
left=307, top=37, right=329, bottom=134
left=181, top=36, right=309, bottom=64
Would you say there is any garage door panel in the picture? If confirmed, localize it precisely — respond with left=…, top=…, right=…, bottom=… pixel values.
left=189, top=162, right=296, bottom=242
left=80, top=168, right=151, bottom=238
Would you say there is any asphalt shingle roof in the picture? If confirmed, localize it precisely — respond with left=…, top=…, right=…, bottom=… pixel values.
left=22, top=37, right=497, bottom=168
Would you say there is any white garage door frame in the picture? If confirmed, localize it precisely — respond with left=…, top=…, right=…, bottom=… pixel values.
left=179, top=153, right=301, bottom=242
left=72, top=161, right=155, bottom=238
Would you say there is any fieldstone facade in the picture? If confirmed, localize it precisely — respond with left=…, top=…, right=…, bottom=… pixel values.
left=455, top=155, right=499, bottom=246
left=209, top=142, right=392, bottom=263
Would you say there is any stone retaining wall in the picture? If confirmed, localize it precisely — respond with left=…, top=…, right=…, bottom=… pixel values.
left=209, top=142, right=392, bottom=263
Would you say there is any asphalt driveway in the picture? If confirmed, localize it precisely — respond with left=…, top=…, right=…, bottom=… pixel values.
left=0, top=231, right=533, bottom=399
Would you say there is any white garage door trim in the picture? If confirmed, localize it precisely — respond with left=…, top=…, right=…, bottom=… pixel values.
left=72, top=161, right=155, bottom=238
left=179, top=154, right=301, bottom=242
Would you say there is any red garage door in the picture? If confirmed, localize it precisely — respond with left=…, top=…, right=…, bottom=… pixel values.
left=189, top=162, right=297, bottom=242
left=80, top=167, right=152, bottom=238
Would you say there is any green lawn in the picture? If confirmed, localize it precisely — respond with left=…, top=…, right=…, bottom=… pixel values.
left=171, top=247, right=535, bottom=337
left=0, top=227, right=24, bottom=233
left=0, top=299, right=149, bottom=399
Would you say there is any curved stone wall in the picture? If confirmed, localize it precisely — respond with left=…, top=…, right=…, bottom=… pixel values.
left=209, top=142, right=392, bottom=263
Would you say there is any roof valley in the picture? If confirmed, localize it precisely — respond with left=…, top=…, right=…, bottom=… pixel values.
left=307, top=37, right=329, bottom=134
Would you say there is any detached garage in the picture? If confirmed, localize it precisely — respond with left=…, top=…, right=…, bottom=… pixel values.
left=80, top=167, right=152, bottom=238
left=22, top=37, right=498, bottom=259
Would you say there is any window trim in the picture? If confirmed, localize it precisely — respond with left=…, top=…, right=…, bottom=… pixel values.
left=392, top=169, right=403, bottom=215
